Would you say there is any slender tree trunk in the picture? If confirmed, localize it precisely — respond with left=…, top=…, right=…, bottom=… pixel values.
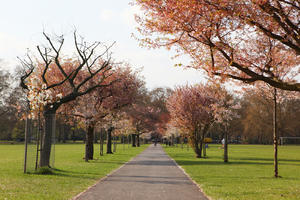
left=100, top=128, right=104, bottom=156
left=35, top=115, right=41, bottom=170
left=106, top=127, right=113, bottom=154
left=224, top=126, right=228, bottom=163
left=85, top=124, right=94, bottom=161
left=194, top=140, right=201, bottom=158
left=72, top=128, right=76, bottom=143
left=62, top=124, right=66, bottom=143
left=24, top=116, right=31, bottom=173
left=132, top=134, right=136, bottom=147
left=198, top=140, right=203, bottom=158
left=137, top=134, right=140, bottom=147
left=40, top=109, right=56, bottom=168
left=273, top=88, right=279, bottom=178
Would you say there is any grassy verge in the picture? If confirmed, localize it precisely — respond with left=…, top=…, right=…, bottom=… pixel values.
left=0, top=143, right=148, bottom=200
left=163, top=144, right=300, bottom=200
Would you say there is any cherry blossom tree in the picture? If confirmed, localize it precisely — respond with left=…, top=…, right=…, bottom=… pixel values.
left=167, top=84, right=219, bottom=158
left=134, top=0, right=300, bottom=91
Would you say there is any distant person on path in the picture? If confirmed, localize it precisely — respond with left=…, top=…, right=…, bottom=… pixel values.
left=154, top=138, right=157, bottom=146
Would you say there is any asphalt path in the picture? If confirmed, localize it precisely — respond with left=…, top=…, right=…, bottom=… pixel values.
left=74, top=144, right=209, bottom=200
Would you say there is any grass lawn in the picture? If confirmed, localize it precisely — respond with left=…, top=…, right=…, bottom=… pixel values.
left=0, top=143, right=148, bottom=200
left=163, top=144, right=300, bottom=200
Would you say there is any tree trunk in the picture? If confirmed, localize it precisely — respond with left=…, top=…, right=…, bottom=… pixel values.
left=72, top=128, right=76, bottom=143
left=132, top=134, right=136, bottom=147
left=62, top=124, right=66, bottom=143
left=194, top=139, right=202, bottom=158
left=85, top=124, right=94, bottom=161
left=171, top=134, right=175, bottom=146
left=203, top=141, right=206, bottom=157
left=40, top=109, right=56, bottom=168
left=137, top=134, right=140, bottom=147
left=35, top=115, right=41, bottom=170
left=191, top=129, right=202, bottom=158
left=224, top=128, right=228, bottom=163
left=100, top=128, right=104, bottom=156
left=106, top=127, right=113, bottom=154
left=24, top=116, right=31, bottom=173
left=273, top=88, right=279, bottom=178
left=201, top=125, right=207, bottom=158
left=198, top=140, right=203, bottom=158
left=94, top=129, right=98, bottom=143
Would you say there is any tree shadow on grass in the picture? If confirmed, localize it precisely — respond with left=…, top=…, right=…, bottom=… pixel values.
left=231, top=157, right=300, bottom=162
left=46, top=168, right=102, bottom=179
left=175, top=159, right=273, bottom=166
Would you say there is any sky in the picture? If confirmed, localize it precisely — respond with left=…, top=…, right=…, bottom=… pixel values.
left=0, top=0, right=207, bottom=89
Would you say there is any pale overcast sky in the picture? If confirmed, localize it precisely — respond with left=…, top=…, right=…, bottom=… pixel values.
left=0, top=0, right=207, bottom=89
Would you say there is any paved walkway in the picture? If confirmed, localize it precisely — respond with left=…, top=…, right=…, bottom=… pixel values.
left=74, top=144, right=208, bottom=200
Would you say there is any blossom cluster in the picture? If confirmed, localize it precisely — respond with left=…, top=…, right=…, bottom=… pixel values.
left=26, top=74, right=62, bottom=118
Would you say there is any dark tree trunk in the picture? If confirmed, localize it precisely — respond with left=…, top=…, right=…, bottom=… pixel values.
left=171, top=134, right=175, bottom=146
left=201, top=126, right=207, bottom=158
left=72, top=128, right=76, bottom=143
left=132, top=134, right=136, bottom=147
left=199, top=141, right=203, bottom=158
left=224, top=128, right=228, bottom=163
left=137, top=134, right=140, bottom=147
left=85, top=124, right=94, bottom=162
left=107, top=127, right=113, bottom=154
left=273, top=88, right=279, bottom=177
left=191, top=129, right=202, bottom=158
left=100, top=128, right=104, bottom=156
left=40, top=109, right=56, bottom=168
left=62, top=124, right=66, bottom=143
left=24, top=116, right=31, bottom=173
left=203, top=141, right=206, bottom=157
left=194, top=139, right=202, bottom=158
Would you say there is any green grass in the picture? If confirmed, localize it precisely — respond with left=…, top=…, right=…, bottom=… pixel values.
left=0, top=143, right=148, bottom=200
left=163, top=144, right=300, bottom=200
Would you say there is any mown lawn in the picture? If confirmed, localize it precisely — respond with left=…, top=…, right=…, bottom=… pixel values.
left=0, top=143, right=148, bottom=200
left=164, top=144, right=300, bottom=200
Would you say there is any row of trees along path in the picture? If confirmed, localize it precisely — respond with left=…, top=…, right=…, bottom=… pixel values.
left=20, top=32, right=145, bottom=167
left=20, top=31, right=170, bottom=169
